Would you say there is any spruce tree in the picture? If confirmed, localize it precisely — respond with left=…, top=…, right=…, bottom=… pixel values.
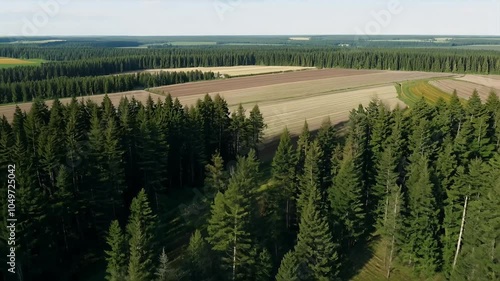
left=275, top=251, right=300, bottom=281
left=295, top=121, right=310, bottom=176
left=207, top=153, right=257, bottom=281
left=297, top=140, right=322, bottom=217
left=105, top=220, right=127, bottom=281
left=271, top=127, right=296, bottom=230
left=127, top=189, right=157, bottom=281
left=403, top=154, right=440, bottom=275
left=184, top=230, right=212, bottom=281
left=255, top=248, right=272, bottom=281
left=328, top=138, right=365, bottom=249
left=294, top=184, right=340, bottom=281
left=204, top=152, right=227, bottom=194
left=155, top=248, right=178, bottom=281
left=316, top=117, right=336, bottom=189
left=246, top=104, right=266, bottom=151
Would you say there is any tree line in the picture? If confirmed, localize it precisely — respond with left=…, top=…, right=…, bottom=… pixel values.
left=0, top=70, right=215, bottom=104
left=1, top=45, right=499, bottom=104
left=0, top=94, right=265, bottom=280
left=1, top=45, right=500, bottom=84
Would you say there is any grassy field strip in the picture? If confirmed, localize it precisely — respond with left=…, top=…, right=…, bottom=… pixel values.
left=0, top=57, right=44, bottom=68
left=430, top=79, right=498, bottom=100
left=398, top=80, right=454, bottom=105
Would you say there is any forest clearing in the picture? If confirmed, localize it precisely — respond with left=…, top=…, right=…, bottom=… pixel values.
left=0, top=57, right=43, bottom=68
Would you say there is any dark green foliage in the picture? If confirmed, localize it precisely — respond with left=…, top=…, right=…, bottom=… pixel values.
left=294, top=184, right=340, bottom=281
left=297, top=140, right=322, bottom=217
left=207, top=153, right=259, bottom=281
left=1, top=48, right=500, bottom=281
left=127, top=189, right=157, bottom=281
left=328, top=139, right=366, bottom=249
left=402, top=154, right=440, bottom=275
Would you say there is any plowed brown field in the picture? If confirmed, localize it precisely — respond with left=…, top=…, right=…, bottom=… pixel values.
left=0, top=68, right=453, bottom=138
left=430, top=79, right=499, bottom=100
left=153, top=68, right=452, bottom=97
left=139, top=66, right=316, bottom=77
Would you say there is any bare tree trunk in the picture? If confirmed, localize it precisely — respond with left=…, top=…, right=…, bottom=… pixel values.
left=453, top=195, right=468, bottom=270
left=386, top=190, right=399, bottom=279
left=232, top=244, right=237, bottom=281
left=62, top=218, right=69, bottom=251
left=286, top=199, right=290, bottom=230
left=233, top=210, right=238, bottom=281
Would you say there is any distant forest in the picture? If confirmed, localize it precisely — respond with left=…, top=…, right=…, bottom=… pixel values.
left=0, top=45, right=499, bottom=104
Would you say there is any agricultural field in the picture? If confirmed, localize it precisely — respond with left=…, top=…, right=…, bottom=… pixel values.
left=398, top=80, right=454, bottom=105
left=0, top=57, right=44, bottom=68
left=0, top=68, right=450, bottom=138
left=175, top=84, right=404, bottom=138
left=157, top=68, right=452, bottom=138
left=457, top=74, right=500, bottom=88
left=430, top=79, right=499, bottom=100
left=454, top=44, right=500, bottom=51
left=141, top=65, right=316, bottom=77
left=152, top=68, right=453, bottom=97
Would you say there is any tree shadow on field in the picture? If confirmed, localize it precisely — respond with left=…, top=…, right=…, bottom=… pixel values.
left=257, top=120, right=349, bottom=163
left=342, top=234, right=379, bottom=281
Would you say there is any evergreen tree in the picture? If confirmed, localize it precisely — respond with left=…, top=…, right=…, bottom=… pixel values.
left=294, top=184, right=340, bottom=281
left=184, top=230, right=213, bottom=281
left=255, top=248, right=273, bottom=281
left=297, top=140, right=322, bottom=217
left=246, top=104, right=266, bottom=151
left=207, top=153, right=258, bottom=281
left=295, top=121, right=310, bottom=176
left=105, top=220, right=127, bottom=281
left=127, top=189, right=157, bottom=281
left=155, top=248, right=178, bottom=281
left=403, top=154, right=440, bottom=275
left=316, top=118, right=337, bottom=189
left=271, top=127, right=296, bottom=230
left=275, top=251, right=300, bottom=281
left=328, top=138, right=365, bottom=249
left=204, top=152, right=227, bottom=194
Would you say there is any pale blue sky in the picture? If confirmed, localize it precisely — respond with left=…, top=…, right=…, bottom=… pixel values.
left=1, top=0, right=499, bottom=36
